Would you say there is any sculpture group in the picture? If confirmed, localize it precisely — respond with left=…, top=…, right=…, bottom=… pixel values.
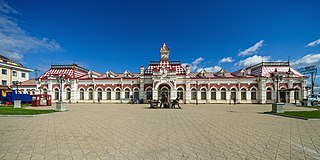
left=149, top=92, right=181, bottom=109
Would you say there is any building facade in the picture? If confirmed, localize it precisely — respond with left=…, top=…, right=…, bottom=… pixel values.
left=0, top=55, right=33, bottom=95
left=36, top=43, right=307, bottom=104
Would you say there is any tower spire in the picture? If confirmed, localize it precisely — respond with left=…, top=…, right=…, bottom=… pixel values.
left=160, top=41, right=170, bottom=60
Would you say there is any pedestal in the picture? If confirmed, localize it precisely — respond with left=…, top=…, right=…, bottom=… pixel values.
left=272, top=103, right=284, bottom=113
left=14, top=100, right=21, bottom=108
left=55, top=101, right=67, bottom=111
left=302, top=100, right=312, bottom=107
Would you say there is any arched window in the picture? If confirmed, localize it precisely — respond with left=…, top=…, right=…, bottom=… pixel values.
left=231, top=88, right=236, bottom=100
left=54, top=88, right=59, bottom=100
left=115, top=88, right=121, bottom=100
left=211, top=88, right=216, bottom=100
left=266, top=88, right=272, bottom=100
left=125, top=88, right=130, bottom=99
left=66, top=88, right=71, bottom=100
left=106, top=88, right=111, bottom=100
left=134, top=88, right=139, bottom=99
left=221, top=88, right=226, bottom=100
left=251, top=88, right=257, bottom=100
left=88, top=88, right=93, bottom=100
left=241, top=88, right=246, bottom=100
left=43, top=88, right=47, bottom=95
left=79, top=89, right=84, bottom=100
left=32, top=91, right=35, bottom=95
left=177, top=88, right=184, bottom=100
left=146, top=88, right=152, bottom=100
left=201, top=88, right=206, bottom=100
left=191, top=88, right=197, bottom=100
left=97, top=88, right=102, bottom=100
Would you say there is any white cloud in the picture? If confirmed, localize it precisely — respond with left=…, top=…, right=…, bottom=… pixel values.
left=0, top=0, right=61, bottom=61
left=183, top=57, right=221, bottom=72
left=238, top=40, right=264, bottom=56
left=291, top=53, right=320, bottom=67
left=218, top=57, right=234, bottom=64
left=235, top=55, right=270, bottom=68
left=192, top=57, right=204, bottom=66
left=306, top=39, right=320, bottom=47
left=197, top=66, right=221, bottom=72
left=182, top=57, right=204, bottom=71
left=0, top=0, right=20, bottom=15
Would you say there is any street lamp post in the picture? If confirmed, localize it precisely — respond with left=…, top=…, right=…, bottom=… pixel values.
left=15, top=81, right=22, bottom=94
left=131, top=81, right=134, bottom=104
left=272, top=74, right=283, bottom=103
left=196, top=80, right=198, bottom=105
left=305, top=86, right=311, bottom=98
left=56, top=75, right=66, bottom=102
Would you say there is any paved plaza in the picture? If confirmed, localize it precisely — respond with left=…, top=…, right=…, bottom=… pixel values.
left=0, top=104, right=320, bottom=160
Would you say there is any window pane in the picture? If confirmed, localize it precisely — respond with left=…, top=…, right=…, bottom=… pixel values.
left=115, top=89, right=121, bottom=100
left=66, top=89, right=71, bottom=100
left=107, top=92, right=111, bottom=100
left=2, top=80, right=7, bottom=86
left=146, top=89, right=152, bottom=100
left=55, top=89, right=59, bottom=100
left=191, top=89, right=197, bottom=100
left=80, top=89, right=84, bottom=100
left=251, top=91, right=256, bottom=100
left=125, top=89, right=130, bottom=98
left=241, top=90, right=246, bottom=100
left=201, top=91, right=206, bottom=100
left=2, top=69, right=7, bottom=75
left=267, top=91, right=272, bottom=100
left=221, top=92, right=226, bottom=100
left=211, top=91, right=216, bottom=100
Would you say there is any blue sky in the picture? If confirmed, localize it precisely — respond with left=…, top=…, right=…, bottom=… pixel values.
left=1, top=0, right=320, bottom=78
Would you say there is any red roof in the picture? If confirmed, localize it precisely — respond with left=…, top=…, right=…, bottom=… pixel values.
left=38, top=64, right=89, bottom=80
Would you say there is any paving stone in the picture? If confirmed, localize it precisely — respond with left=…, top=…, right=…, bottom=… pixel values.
left=0, top=103, right=319, bottom=159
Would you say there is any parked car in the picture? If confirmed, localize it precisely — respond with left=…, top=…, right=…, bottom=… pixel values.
left=301, top=94, right=320, bottom=106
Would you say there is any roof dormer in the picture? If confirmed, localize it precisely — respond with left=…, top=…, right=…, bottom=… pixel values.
left=106, top=71, right=115, bottom=78
left=124, top=70, right=132, bottom=78
left=215, top=69, right=227, bottom=77
left=198, top=69, right=207, bottom=77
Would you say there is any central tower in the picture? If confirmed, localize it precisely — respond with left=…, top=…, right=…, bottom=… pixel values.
left=160, top=42, right=170, bottom=60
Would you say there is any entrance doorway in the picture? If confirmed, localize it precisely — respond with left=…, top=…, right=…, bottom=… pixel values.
left=158, top=83, right=171, bottom=101
left=280, top=90, right=286, bottom=103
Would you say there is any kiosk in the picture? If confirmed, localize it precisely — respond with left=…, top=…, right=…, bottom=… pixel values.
left=32, top=94, right=52, bottom=106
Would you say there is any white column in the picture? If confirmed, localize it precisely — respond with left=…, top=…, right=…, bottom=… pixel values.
left=259, top=80, right=266, bottom=104
left=84, top=92, right=88, bottom=101
left=216, top=91, right=221, bottom=103
left=153, top=89, right=158, bottom=100
left=246, top=91, right=251, bottom=103
left=71, top=81, right=77, bottom=103
left=185, top=82, right=191, bottom=103
left=226, top=91, right=231, bottom=104
left=197, top=90, right=201, bottom=101
left=289, top=80, right=294, bottom=103
left=102, top=92, right=106, bottom=101
left=171, top=89, right=177, bottom=101
left=93, top=91, right=97, bottom=103
left=48, top=80, right=53, bottom=98
left=111, top=91, right=115, bottom=100
left=206, top=91, right=210, bottom=103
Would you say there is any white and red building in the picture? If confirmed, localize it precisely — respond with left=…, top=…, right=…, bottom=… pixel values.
left=36, top=42, right=307, bottom=104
